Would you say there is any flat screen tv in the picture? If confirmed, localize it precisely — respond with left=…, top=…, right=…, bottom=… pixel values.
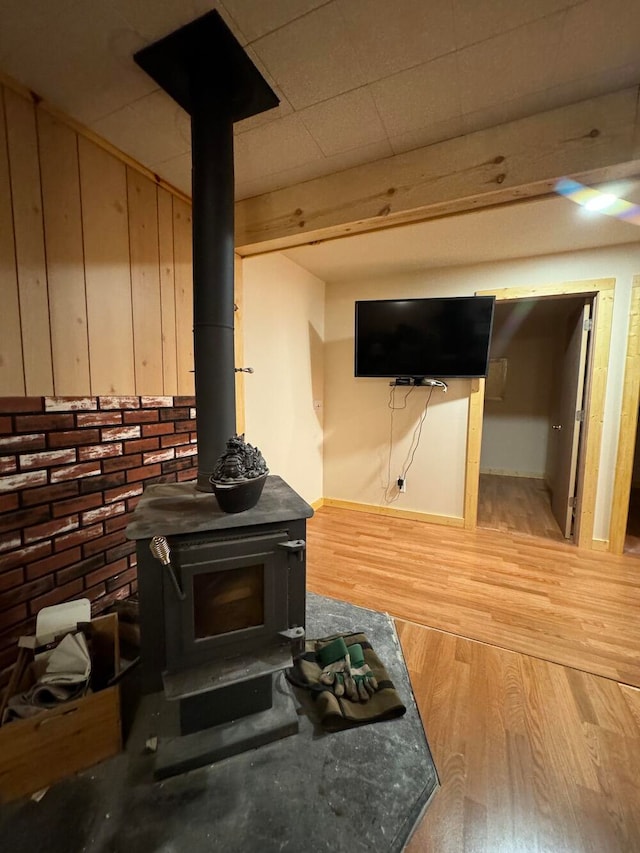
left=354, top=295, right=495, bottom=379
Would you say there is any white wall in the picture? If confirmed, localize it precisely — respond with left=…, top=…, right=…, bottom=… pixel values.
left=323, top=243, right=640, bottom=540
left=242, top=253, right=325, bottom=504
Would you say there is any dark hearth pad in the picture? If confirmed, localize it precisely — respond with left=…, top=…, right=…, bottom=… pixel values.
left=0, top=594, right=439, bottom=852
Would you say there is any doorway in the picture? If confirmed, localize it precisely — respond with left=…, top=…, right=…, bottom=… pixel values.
left=464, top=278, right=615, bottom=550
left=477, top=297, right=593, bottom=543
left=624, top=428, right=640, bottom=553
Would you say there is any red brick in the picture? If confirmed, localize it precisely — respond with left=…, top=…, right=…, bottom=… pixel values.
left=126, top=463, right=161, bottom=483
left=20, top=448, right=76, bottom=469
left=101, top=425, right=141, bottom=442
left=82, top=501, right=125, bottom=525
left=29, top=579, right=83, bottom=614
left=131, top=579, right=138, bottom=594
left=76, top=411, right=122, bottom=427
left=161, top=458, right=194, bottom=475
left=21, top=481, right=78, bottom=507
left=104, top=484, right=143, bottom=504
left=15, top=413, right=73, bottom=432
left=79, top=472, right=125, bottom=494
left=0, top=602, right=27, bottom=632
left=105, top=541, right=135, bottom=563
left=143, top=448, right=175, bottom=465
left=48, top=429, right=100, bottom=448
left=84, top=581, right=107, bottom=603
left=99, top=396, right=140, bottom=410
left=123, top=437, right=158, bottom=455
left=142, top=422, right=174, bottom=437
left=0, top=455, right=16, bottom=474
left=0, top=541, right=51, bottom=572
left=0, top=614, right=35, bottom=646
left=54, top=523, right=103, bottom=552
left=0, top=505, right=51, bottom=535
left=160, top=407, right=191, bottom=421
left=105, top=514, right=130, bottom=534
left=0, top=432, right=45, bottom=452
left=129, top=553, right=137, bottom=568
left=127, top=495, right=141, bottom=512
left=91, top=585, right=130, bottom=614
left=44, top=397, right=97, bottom=412
left=175, top=420, right=196, bottom=433
left=23, top=514, right=78, bottom=544
left=56, top=553, right=105, bottom=584
left=0, top=493, right=18, bottom=513
left=102, top=454, right=142, bottom=474
left=0, top=416, right=12, bottom=434
left=26, top=546, right=82, bottom=580
left=177, top=468, right=198, bottom=483
left=86, top=557, right=128, bottom=587
left=0, top=567, right=23, bottom=592
left=0, top=575, right=53, bottom=610
left=140, top=396, right=173, bottom=408
left=78, top=442, right=123, bottom=461
left=174, top=396, right=196, bottom=406
left=0, top=397, right=43, bottom=414
left=160, top=433, right=190, bottom=448
left=83, top=530, right=127, bottom=558
left=124, top=409, right=159, bottom=424
left=175, top=445, right=197, bottom=459
left=50, top=461, right=101, bottom=483
left=52, top=492, right=102, bottom=518
left=106, top=566, right=137, bottom=592
left=0, top=532, right=21, bottom=553
left=0, top=470, right=47, bottom=492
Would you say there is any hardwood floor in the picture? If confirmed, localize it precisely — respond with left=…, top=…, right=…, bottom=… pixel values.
left=478, top=473, right=564, bottom=542
left=307, top=506, right=640, bottom=852
left=307, top=506, right=640, bottom=687
left=398, top=621, right=640, bottom=853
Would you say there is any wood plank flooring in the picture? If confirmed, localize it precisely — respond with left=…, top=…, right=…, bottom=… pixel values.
left=307, top=506, right=640, bottom=851
left=398, top=621, right=640, bottom=853
left=478, top=474, right=564, bottom=542
left=307, top=506, right=640, bottom=687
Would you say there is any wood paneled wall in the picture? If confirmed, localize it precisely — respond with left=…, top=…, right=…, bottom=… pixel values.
left=0, top=84, right=195, bottom=398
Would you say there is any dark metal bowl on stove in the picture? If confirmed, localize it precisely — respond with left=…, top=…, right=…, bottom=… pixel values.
left=210, top=471, right=269, bottom=513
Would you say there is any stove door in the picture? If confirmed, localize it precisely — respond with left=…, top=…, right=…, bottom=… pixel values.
left=164, top=529, right=290, bottom=672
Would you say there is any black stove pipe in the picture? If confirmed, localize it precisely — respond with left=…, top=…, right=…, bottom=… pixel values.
left=191, top=81, right=236, bottom=490
left=134, top=12, right=278, bottom=492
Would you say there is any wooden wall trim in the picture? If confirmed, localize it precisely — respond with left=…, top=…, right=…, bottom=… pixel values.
left=464, top=378, right=485, bottom=530
left=236, top=87, right=640, bottom=254
left=469, top=278, right=616, bottom=550
left=609, top=275, right=640, bottom=554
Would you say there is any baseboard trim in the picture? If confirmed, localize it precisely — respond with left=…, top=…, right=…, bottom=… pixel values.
left=591, top=538, right=610, bottom=552
left=321, top=498, right=464, bottom=527
left=310, top=498, right=324, bottom=510
left=480, top=469, right=546, bottom=479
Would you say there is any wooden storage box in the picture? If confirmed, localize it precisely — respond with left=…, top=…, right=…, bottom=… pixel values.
left=0, top=614, right=122, bottom=803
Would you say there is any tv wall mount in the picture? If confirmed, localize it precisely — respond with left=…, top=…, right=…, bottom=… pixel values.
left=390, top=378, right=448, bottom=391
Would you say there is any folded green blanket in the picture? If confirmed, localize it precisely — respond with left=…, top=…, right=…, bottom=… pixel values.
left=287, top=631, right=406, bottom=732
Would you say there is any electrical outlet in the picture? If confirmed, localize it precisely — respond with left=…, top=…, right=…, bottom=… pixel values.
left=398, top=477, right=406, bottom=493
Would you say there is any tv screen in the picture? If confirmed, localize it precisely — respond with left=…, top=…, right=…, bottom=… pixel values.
left=354, top=296, right=495, bottom=379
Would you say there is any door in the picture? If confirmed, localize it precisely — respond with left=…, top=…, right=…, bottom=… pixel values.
left=549, top=302, right=591, bottom=538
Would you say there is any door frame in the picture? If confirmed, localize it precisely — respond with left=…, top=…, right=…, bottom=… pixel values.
left=464, top=277, right=615, bottom=550
left=609, top=274, right=640, bottom=554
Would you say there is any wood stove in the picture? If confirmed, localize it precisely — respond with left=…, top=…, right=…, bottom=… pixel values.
left=126, top=12, right=311, bottom=778
left=127, top=476, right=312, bottom=776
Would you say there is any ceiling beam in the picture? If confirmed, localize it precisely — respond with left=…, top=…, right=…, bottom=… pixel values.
left=235, top=86, right=640, bottom=255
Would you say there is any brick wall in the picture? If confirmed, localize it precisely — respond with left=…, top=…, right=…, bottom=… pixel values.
left=0, top=395, right=197, bottom=681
